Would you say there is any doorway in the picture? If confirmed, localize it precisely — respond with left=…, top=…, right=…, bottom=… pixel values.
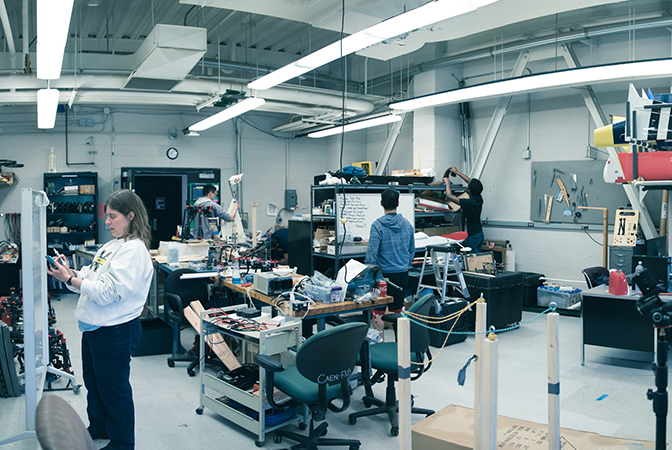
left=135, top=175, right=184, bottom=249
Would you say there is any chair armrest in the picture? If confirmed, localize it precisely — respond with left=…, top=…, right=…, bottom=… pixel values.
left=254, top=354, right=283, bottom=372
left=381, top=313, right=401, bottom=324
left=165, top=293, right=184, bottom=322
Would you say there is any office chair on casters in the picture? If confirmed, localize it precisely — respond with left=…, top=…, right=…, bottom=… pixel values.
left=348, top=293, right=435, bottom=436
left=582, top=266, right=609, bottom=289
left=255, top=322, right=368, bottom=450
left=165, top=268, right=216, bottom=377
left=36, top=395, right=97, bottom=450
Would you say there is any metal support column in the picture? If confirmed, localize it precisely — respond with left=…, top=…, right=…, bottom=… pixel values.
left=470, top=51, right=531, bottom=180
left=374, top=112, right=408, bottom=175
left=561, top=43, right=658, bottom=239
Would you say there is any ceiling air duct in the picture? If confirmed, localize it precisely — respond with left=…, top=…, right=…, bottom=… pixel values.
left=122, top=24, right=207, bottom=91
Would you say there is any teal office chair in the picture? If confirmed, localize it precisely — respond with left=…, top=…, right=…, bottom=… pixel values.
left=255, top=322, right=368, bottom=450
left=348, top=293, right=435, bottom=436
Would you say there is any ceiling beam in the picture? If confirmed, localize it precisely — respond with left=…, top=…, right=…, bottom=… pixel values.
left=0, top=0, right=17, bottom=55
left=114, top=0, right=146, bottom=39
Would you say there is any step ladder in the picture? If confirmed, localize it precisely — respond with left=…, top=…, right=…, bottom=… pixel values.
left=415, top=243, right=470, bottom=301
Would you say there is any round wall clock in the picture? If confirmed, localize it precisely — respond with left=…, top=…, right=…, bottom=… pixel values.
left=166, top=147, right=179, bottom=160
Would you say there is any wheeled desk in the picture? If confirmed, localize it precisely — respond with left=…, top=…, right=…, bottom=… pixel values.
left=196, top=304, right=304, bottom=446
left=581, top=285, right=656, bottom=365
left=217, top=276, right=392, bottom=331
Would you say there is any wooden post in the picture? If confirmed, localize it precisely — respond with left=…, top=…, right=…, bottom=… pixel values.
left=482, top=331, right=498, bottom=450
left=578, top=206, right=608, bottom=267
left=250, top=201, right=260, bottom=246
left=547, top=312, right=561, bottom=450
left=397, top=316, right=412, bottom=450
left=474, top=300, right=486, bottom=450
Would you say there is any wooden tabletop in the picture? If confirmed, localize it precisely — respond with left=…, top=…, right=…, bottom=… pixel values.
left=217, top=275, right=392, bottom=318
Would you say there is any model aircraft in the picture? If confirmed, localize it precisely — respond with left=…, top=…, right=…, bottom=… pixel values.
left=595, top=84, right=672, bottom=183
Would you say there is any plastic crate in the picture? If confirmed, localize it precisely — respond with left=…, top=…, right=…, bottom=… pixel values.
left=537, top=286, right=582, bottom=309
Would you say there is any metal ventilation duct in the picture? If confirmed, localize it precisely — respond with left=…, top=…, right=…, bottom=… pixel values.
left=122, top=24, right=207, bottom=92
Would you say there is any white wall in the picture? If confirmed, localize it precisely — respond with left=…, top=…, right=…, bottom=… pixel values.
left=0, top=107, right=328, bottom=244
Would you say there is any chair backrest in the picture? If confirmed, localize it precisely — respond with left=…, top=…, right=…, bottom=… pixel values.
left=407, top=293, right=434, bottom=353
left=296, top=322, right=368, bottom=386
left=582, top=266, right=609, bottom=289
left=164, top=269, right=209, bottom=318
left=36, top=395, right=97, bottom=450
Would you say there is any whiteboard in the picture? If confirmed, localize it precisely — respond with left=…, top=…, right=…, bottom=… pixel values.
left=335, top=193, right=415, bottom=241
left=21, top=189, right=49, bottom=431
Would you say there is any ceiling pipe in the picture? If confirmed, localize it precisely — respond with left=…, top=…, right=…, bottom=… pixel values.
left=0, top=0, right=16, bottom=55
left=0, top=73, right=375, bottom=114
left=367, top=16, right=672, bottom=91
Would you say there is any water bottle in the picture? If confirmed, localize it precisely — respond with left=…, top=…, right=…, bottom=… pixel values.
left=232, top=258, right=241, bottom=284
left=48, top=147, right=56, bottom=173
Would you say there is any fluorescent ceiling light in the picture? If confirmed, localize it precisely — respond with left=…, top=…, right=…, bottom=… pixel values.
left=248, top=0, right=498, bottom=91
left=188, top=98, right=265, bottom=132
left=308, top=115, right=401, bottom=138
left=37, top=88, right=60, bottom=129
left=37, top=0, right=74, bottom=80
left=390, top=59, right=672, bottom=111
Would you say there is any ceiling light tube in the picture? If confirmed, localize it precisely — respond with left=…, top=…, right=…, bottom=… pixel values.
left=188, top=97, right=265, bottom=132
left=308, top=114, right=401, bottom=138
left=248, top=0, right=499, bottom=91
left=37, top=0, right=74, bottom=80
left=391, top=58, right=672, bottom=111
left=37, top=88, right=60, bottom=129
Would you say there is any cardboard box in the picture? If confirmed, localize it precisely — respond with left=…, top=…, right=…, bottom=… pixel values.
left=412, top=405, right=654, bottom=450
left=482, top=240, right=512, bottom=268
left=79, top=185, right=96, bottom=194
left=392, top=169, right=423, bottom=176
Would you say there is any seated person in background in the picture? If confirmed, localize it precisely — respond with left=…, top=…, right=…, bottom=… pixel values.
left=271, top=227, right=289, bottom=265
left=193, top=184, right=239, bottom=239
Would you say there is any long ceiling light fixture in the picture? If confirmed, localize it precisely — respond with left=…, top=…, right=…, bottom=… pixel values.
left=390, top=58, right=672, bottom=111
left=186, top=97, right=266, bottom=132
left=37, top=88, right=60, bottom=129
left=248, top=0, right=498, bottom=91
left=37, top=0, right=74, bottom=80
left=308, top=114, right=401, bottom=138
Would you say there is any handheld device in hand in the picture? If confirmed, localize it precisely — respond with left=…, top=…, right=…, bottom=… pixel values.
left=46, top=255, right=58, bottom=269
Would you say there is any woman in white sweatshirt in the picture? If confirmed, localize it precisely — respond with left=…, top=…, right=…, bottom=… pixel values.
left=47, top=189, right=153, bottom=450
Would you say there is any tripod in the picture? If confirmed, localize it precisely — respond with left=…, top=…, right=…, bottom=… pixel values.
left=632, top=266, right=672, bottom=450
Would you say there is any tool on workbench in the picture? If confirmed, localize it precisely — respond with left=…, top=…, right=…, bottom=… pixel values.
left=550, top=168, right=565, bottom=187
left=556, top=178, right=570, bottom=207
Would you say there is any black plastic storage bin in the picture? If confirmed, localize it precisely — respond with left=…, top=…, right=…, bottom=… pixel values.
left=427, top=297, right=469, bottom=348
left=464, top=271, right=524, bottom=330
left=519, top=272, right=545, bottom=307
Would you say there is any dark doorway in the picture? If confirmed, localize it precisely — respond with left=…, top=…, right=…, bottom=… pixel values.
left=135, top=175, right=184, bottom=249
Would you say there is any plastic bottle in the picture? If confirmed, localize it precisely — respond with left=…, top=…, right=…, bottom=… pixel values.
left=232, top=258, right=241, bottom=284
left=48, top=147, right=56, bottom=173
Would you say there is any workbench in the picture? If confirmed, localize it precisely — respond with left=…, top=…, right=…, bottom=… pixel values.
left=217, top=275, right=393, bottom=331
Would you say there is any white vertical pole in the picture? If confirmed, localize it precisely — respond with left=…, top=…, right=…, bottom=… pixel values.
left=547, top=312, right=561, bottom=450
left=474, top=299, right=487, bottom=450
left=398, top=316, right=412, bottom=450
left=482, top=331, right=499, bottom=450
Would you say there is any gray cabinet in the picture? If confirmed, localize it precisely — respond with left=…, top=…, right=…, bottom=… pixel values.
left=608, top=245, right=640, bottom=274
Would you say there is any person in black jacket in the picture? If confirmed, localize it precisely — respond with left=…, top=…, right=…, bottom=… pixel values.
left=444, top=167, right=484, bottom=252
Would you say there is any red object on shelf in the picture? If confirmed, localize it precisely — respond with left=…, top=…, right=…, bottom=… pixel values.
left=608, top=270, right=629, bottom=295
left=617, top=151, right=672, bottom=182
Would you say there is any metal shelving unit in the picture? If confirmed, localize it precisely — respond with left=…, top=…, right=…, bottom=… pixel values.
left=310, top=183, right=464, bottom=276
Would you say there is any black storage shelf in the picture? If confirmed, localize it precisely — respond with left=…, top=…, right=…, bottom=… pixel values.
left=45, top=171, right=99, bottom=292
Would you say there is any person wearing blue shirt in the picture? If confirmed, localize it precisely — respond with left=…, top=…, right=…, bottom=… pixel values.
left=365, top=188, right=415, bottom=316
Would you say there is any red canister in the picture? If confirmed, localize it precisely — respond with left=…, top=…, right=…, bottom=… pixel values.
left=608, top=270, right=629, bottom=296
left=378, top=281, right=387, bottom=297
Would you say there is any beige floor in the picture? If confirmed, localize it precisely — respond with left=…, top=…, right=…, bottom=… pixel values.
left=0, top=293, right=664, bottom=449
